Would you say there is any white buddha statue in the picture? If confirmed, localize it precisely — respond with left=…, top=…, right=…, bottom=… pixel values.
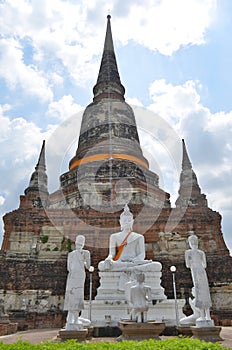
left=96, top=205, right=165, bottom=301
left=98, top=204, right=160, bottom=272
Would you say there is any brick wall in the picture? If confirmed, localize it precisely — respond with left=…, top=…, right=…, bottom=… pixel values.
left=1, top=203, right=231, bottom=327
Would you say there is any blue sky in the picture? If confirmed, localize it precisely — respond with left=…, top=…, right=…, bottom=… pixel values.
left=0, top=0, right=232, bottom=254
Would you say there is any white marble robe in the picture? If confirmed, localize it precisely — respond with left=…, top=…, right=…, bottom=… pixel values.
left=64, top=249, right=90, bottom=311
left=185, top=248, right=212, bottom=309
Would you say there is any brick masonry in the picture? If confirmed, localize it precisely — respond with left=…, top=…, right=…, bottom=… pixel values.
left=1, top=202, right=231, bottom=327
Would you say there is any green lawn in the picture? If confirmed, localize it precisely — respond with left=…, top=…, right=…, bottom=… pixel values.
left=0, top=338, right=229, bottom=350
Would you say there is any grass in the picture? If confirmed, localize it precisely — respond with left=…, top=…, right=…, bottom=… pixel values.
left=0, top=337, right=230, bottom=350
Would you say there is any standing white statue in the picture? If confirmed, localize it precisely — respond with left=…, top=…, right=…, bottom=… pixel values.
left=129, top=273, right=152, bottom=323
left=64, top=235, right=91, bottom=330
left=185, top=234, right=212, bottom=324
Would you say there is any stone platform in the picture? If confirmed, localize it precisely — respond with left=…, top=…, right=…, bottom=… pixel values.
left=58, top=328, right=88, bottom=342
left=177, top=325, right=193, bottom=336
left=118, top=320, right=165, bottom=340
left=191, top=326, right=223, bottom=343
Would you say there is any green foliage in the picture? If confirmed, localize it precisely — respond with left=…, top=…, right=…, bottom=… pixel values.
left=61, top=237, right=66, bottom=251
left=40, top=235, right=49, bottom=244
left=53, top=247, right=59, bottom=251
left=67, top=239, right=72, bottom=252
left=60, top=237, right=73, bottom=252
left=0, top=337, right=229, bottom=350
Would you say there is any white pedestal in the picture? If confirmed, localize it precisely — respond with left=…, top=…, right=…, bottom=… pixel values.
left=96, top=270, right=166, bottom=301
left=82, top=299, right=185, bottom=328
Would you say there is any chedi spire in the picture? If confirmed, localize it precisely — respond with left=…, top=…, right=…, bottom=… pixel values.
left=59, top=15, right=170, bottom=210
left=175, top=139, right=207, bottom=208
left=93, top=15, right=125, bottom=101
left=25, top=140, right=48, bottom=196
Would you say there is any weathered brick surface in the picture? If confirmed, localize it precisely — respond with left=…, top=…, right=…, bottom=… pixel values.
left=0, top=322, right=18, bottom=336
left=0, top=184, right=231, bottom=329
left=1, top=205, right=231, bottom=300
left=0, top=255, right=67, bottom=294
left=8, top=311, right=65, bottom=331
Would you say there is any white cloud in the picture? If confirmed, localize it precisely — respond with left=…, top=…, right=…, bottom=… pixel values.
left=0, top=38, right=53, bottom=102
left=0, top=0, right=217, bottom=94
left=46, top=95, right=83, bottom=120
left=126, top=97, right=143, bottom=107
left=0, top=115, right=44, bottom=172
left=113, top=0, right=217, bottom=55
left=49, top=72, right=64, bottom=87
left=0, top=105, right=53, bottom=240
left=148, top=79, right=202, bottom=125
left=146, top=78, right=232, bottom=250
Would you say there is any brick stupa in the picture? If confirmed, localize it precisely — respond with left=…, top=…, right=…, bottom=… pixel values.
left=0, top=16, right=231, bottom=330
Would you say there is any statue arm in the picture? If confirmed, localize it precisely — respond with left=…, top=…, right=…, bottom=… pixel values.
left=135, top=235, right=145, bottom=261
left=67, top=252, right=71, bottom=272
left=106, top=234, right=117, bottom=260
left=201, top=250, right=207, bottom=268
left=146, top=286, right=152, bottom=302
left=83, top=249, right=91, bottom=270
left=99, top=234, right=117, bottom=270
left=185, top=250, right=191, bottom=268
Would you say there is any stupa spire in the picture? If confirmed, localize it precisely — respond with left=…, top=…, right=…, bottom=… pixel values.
left=175, top=139, right=207, bottom=208
left=93, top=15, right=125, bottom=101
left=25, top=140, right=48, bottom=196
left=60, top=15, right=170, bottom=210
left=36, top=140, right=46, bottom=171
left=182, top=139, right=192, bottom=170
left=103, top=14, right=114, bottom=51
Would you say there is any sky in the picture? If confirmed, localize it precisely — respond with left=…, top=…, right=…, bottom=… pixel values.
left=0, top=0, right=231, bottom=254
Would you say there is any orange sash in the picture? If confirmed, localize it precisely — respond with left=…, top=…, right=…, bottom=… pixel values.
left=113, top=231, right=132, bottom=261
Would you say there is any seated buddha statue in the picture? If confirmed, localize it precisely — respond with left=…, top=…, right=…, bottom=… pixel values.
left=98, top=204, right=160, bottom=273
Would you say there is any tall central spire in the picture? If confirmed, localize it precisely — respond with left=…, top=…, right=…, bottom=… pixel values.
left=68, top=15, right=146, bottom=172
left=93, top=15, right=125, bottom=101
left=59, top=15, right=170, bottom=210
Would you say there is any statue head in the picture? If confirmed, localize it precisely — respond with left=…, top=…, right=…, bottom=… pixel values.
left=120, top=204, right=134, bottom=231
left=75, top=235, right=85, bottom=249
left=188, top=234, right=198, bottom=249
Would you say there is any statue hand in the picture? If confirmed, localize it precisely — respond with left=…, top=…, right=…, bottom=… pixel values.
left=104, top=258, right=113, bottom=270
